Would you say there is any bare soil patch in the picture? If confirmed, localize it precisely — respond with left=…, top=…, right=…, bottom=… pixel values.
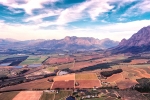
left=116, top=79, right=138, bottom=89
left=75, top=73, right=98, bottom=80
left=13, top=91, right=43, bottom=100
left=75, top=80, right=101, bottom=88
left=53, top=73, right=75, bottom=81
left=51, top=80, right=74, bottom=89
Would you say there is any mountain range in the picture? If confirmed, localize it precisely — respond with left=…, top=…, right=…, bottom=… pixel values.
left=0, top=36, right=119, bottom=51
left=111, top=26, right=150, bottom=54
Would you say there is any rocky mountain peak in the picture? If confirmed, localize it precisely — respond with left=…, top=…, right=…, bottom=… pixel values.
left=119, top=25, right=150, bottom=47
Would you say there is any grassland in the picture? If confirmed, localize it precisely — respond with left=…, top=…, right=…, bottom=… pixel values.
left=20, top=55, right=48, bottom=65
left=40, top=92, right=55, bottom=100
left=0, top=91, right=19, bottom=100
left=75, top=73, right=98, bottom=80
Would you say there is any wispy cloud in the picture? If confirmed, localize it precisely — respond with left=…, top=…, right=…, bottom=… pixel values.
left=0, top=0, right=59, bottom=15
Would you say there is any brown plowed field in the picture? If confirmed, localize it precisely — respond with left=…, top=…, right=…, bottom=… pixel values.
left=116, top=79, right=138, bottom=89
left=51, top=80, right=74, bottom=89
left=44, top=57, right=74, bottom=64
left=13, top=91, right=43, bottom=100
left=75, top=73, right=98, bottom=80
left=53, top=73, right=75, bottom=81
left=75, top=80, right=101, bottom=88
left=106, top=73, right=123, bottom=83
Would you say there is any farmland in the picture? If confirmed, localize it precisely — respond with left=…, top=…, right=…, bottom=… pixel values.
left=12, top=91, right=43, bottom=100
left=20, top=55, right=48, bottom=65
left=75, top=80, right=101, bottom=88
left=75, top=73, right=98, bottom=80
left=53, top=73, right=75, bottom=81
left=44, top=57, right=74, bottom=65
left=51, top=80, right=74, bottom=89
left=0, top=91, right=19, bottom=100
left=0, top=56, right=28, bottom=66
left=1, top=52, right=150, bottom=99
left=40, top=92, right=55, bottom=100
left=54, top=90, right=72, bottom=100
left=0, top=76, right=54, bottom=91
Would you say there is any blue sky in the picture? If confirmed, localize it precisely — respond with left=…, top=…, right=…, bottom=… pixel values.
left=0, top=0, right=150, bottom=41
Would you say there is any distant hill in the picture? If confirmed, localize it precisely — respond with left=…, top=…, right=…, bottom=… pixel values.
left=0, top=36, right=119, bottom=51
left=111, top=25, right=150, bottom=54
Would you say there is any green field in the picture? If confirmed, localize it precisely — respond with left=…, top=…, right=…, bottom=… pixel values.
left=54, top=90, right=72, bottom=100
left=40, top=92, right=55, bottom=100
left=20, top=55, right=48, bottom=65
left=0, top=91, right=19, bottom=100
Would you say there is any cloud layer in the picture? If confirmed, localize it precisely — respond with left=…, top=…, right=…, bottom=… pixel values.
left=0, top=0, right=150, bottom=41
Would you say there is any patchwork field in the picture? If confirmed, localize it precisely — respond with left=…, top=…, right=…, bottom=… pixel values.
left=51, top=80, right=74, bottom=89
left=0, top=91, right=19, bottom=100
left=53, top=73, right=75, bottom=81
left=20, top=55, right=48, bottom=65
left=75, top=73, right=98, bottom=80
left=75, top=80, right=101, bottom=88
left=12, top=91, right=43, bottom=100
left=0, top=76, right=54, bottom=91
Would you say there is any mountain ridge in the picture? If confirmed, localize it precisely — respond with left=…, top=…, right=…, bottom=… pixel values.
left=111, top=25, right=150, bottom=54
left=0, top=36, right=119, bottom=50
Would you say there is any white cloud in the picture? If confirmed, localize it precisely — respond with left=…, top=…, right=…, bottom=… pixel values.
left=0, top=20, right=150, bottom=41
left=0, top=0, right=59, bottom=14
left=24, top=9, right=62, bottom=22
left=56, top=0, right=115, bottom=24
left=122, top=0, right=150, bottom=17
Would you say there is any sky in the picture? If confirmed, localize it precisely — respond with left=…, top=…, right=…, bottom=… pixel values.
left=0, top=0, right=150, bottom=41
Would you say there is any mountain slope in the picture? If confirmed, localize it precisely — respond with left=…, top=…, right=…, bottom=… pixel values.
left=111, top=26, right=150, bottom=54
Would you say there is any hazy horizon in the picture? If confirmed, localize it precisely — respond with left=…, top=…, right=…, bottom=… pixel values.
left=0, top=0, right=150, bottom=41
